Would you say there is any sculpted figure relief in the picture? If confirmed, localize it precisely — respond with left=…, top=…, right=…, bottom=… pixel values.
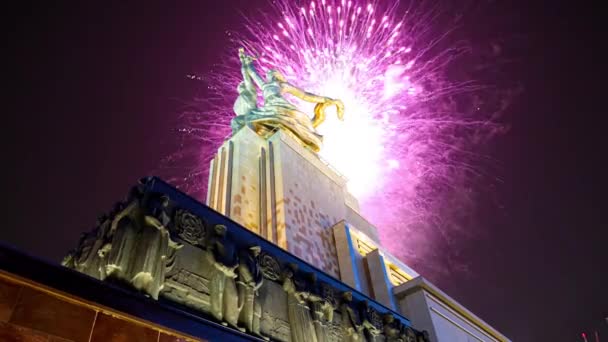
left=400, top=325, right=417, bottom=342
left=232, top=48, right=345, bottom=152
left=105, top=194, right=182, bottom=299
left=309, top=278, right=337, bottom=342
left=283, top=265, right=319, bottom=342
left=207, top=224, right=243, bottom=331
left=62, top=216, right=111, bottom=279
left=383, top=314, right=404, bottom=342
left=237, top=246, right=269, bottom=340
left=340, top=292, right=366, bottom=342
left=64, top=184, right=427, bottom=341
left=359, top=301, right=383, bottom=342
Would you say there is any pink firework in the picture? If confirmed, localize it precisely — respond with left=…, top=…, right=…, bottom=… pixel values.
left=167, top=0, right=508, bottom=277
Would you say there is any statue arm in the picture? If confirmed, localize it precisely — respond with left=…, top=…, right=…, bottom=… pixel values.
left=307, top=293, right=323, bottom=302
left=240, top=64, right=255, bottom=91
left=282, top=82, right=345, bottom=127
left=281, top=82, right=331, bottom=103
left=239, top=48, right=264, bottom=89
left=243, top=63, right=264, bottom=89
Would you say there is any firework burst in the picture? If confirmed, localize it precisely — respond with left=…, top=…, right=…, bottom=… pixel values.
left=166, top=0, right=507, bottom=276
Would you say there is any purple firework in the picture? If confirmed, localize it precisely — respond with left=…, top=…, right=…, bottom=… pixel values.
left=167, top=0, right=507, bottom=275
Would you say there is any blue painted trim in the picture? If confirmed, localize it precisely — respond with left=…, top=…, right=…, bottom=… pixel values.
left=377, top=252, right=399, bottom=310
left=343, top=223, right=363, bottom=292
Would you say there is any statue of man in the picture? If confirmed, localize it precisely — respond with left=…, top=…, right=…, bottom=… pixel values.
left=236, top=246, right=268, bottom=340
left=232, top=52, right=258, bottom=133
left=231, top=48, right=345, bottom=152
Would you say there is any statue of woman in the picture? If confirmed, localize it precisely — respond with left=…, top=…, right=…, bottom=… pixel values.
left=232, top=48, right=345, bottom=152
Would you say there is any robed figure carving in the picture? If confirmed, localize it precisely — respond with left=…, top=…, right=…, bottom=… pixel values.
left=383, top=314, right=403, bottom=342
left=283, top=265, right=319, bottom=342
left=104, top=195, right=182, bottom=300
left=340, top=292, right=366, bottom=342
left=359, top=301, right=383, bottom=342
left=237, top=246, right=268, bottom=340
left=207, top=224, right=243, bottom=331
left=310, top=278, right=337, bottom=342
left=232, top=48, right=345, bottom=152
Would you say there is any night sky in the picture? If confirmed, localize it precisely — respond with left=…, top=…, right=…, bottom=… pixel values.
left=4, top=1, right=607, bottom=341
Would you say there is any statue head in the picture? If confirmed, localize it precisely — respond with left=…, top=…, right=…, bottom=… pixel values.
left=383, top=313, right=395, bottom=324
left=214, top=224, right=227, bottom=237
left=249, top=245, right=261, bottom=256
left=342, top=291, right=353, bottom=302
left=160, top=195, right=170, bottom=208
left=266, top=69, right=286, bottom=83
left=283, top=268, right=294, bottom=279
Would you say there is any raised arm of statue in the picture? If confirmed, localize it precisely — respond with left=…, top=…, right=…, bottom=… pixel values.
left=281, top=82, right=330, bottom=104
left=239, top=48, right=264, bottom=89
left=240, top=62, right=254, bottom=92
left=282, top=82, right=345, bottom=128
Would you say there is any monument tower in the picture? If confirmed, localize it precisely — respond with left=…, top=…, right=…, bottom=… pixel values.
left=206, top=48, right=382, bottom=279
left=206, top=48, right=511, bottom=341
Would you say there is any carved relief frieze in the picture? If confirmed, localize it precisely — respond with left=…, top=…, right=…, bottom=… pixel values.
left=63, top=182, right=429, bottom=342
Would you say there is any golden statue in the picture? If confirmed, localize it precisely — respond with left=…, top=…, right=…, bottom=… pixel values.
left=232, top=48, right=344, bottom=152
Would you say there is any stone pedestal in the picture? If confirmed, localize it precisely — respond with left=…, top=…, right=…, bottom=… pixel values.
left=207, top=126, right=376, bottom=277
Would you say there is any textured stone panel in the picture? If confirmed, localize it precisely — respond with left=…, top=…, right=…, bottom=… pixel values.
left=90, top=313, right=158, bottom=342
left=0, top=321, right=49, bottom=342
left=259, top=281, right=290, bottom=341
left=10, top=287, right=96, bottom=342
left=0, top=278, right=20, bottom=322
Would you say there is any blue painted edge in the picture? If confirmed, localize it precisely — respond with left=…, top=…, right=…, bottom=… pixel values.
left=377, top=252, right=399, bottom=311
left=343, top=223, right=363, bottom=292
left=0, top=242, right=261, bottom=341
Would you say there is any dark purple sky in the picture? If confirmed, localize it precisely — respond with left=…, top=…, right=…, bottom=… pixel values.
left=4, top=1, right=607, bottom=341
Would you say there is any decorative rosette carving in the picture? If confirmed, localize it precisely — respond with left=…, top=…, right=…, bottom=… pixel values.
left=174, top=209, right=205, bottom=246
left=259, top=252, right=281, bottom=281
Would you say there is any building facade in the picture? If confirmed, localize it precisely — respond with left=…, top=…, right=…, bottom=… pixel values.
left=207, top=126, right=510, bottom=342
left=0, top=125, right=509, bottom=342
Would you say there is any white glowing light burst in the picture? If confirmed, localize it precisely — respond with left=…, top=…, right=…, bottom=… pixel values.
left=240, top=0, right=423, bottom=198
